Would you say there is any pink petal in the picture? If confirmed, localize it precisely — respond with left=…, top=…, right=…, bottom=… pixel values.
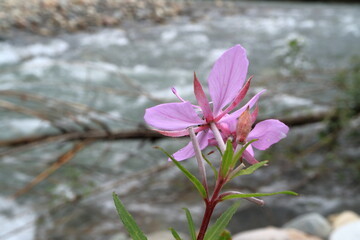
left=251, top=103, right=259, bottom=124
left=144, top=102, right=205, bottom=131
left=242, top=149, right=259, bottom=165
left=223, top=89, right=266, bottom=123
left=217, top=121, right=233, bottom=138
left=155, top=125, right=208, bottom=137
left=208, top=45, right=249, bottom=116
left=194, top=72, right=213, bottom=121
left=214, top=76, right=252, bottom=122
left=171, top=130, right=211, bottom=161
left=247, top=119, right=289, bottom=150
left=246, top=144, right=254, bottom=156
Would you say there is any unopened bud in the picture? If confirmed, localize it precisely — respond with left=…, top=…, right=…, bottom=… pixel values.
left=236, top=107, right=252, bottom=144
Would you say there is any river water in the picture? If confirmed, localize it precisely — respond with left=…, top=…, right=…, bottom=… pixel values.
left=0, top=1, right=359, bottom=240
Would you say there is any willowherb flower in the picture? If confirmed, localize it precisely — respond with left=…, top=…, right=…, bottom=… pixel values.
left=116, top=45, right=297, bottom=240
left=216, top=105, right=289, bottom=164
left=144, top=45, right=265, bottom=160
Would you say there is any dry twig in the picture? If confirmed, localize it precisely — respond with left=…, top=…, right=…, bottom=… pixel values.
left=11, top=140, right=93, bottom=199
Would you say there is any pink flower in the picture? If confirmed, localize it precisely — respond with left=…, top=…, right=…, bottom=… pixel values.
left=215, top=106, right=289, bottom=165
left=243, top=119, right=289, bottom=164
left=144, top=45, right=264, bottom=160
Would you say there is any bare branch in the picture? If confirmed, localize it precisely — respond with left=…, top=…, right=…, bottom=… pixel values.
left=11, top=140, right=92, bottom=199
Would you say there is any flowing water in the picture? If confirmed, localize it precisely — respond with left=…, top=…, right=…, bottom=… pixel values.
left=0, top=1, right=359, bottom=239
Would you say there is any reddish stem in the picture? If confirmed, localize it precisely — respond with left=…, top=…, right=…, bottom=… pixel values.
left=196, top=201, right=216, bottom=240
left=197, top=178, right=226, bottom=240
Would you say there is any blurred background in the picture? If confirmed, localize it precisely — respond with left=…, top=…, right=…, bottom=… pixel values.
left=0, top=0, right=359, bottom=239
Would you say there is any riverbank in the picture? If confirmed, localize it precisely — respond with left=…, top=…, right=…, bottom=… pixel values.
left=0, top=0, right=186, bottom=36
left=1, top=0, right=358, bottom=37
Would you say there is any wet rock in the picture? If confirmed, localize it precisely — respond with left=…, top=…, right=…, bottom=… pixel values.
left=330, top=220, right=360, bottom=240
left=233, top=227, right=322, bottom=240
left=283, top=212, right=331, bottom=239
left=329, top=211, right=360, bottom=229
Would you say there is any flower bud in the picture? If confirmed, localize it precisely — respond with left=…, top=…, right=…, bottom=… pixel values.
left=236, top=107, right=252, bottom=144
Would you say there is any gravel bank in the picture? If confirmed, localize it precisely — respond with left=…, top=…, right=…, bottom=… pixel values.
left=0, top=0, right=187, bottom=36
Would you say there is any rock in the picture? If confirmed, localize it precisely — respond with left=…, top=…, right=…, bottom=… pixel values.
left=109, top=233, right=128, bottom=240
left=232, top=227, right=322, bottom=240
left=286, top=229, right=322, bottom=240
left=330, top=220, right=360, bottom=240
left=228, top=205, right=298, bottom=233
left=329, top=211, right=360, bottom=229
left=283, top=212, right=331, bottom=239
left=147, top=230, right=187, bottom=240
left=233, top=227, right=286, bottom=240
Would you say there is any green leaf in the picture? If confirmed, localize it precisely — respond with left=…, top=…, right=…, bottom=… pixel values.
left=169, top=228, right=182, bottom=240
left=216, top=146, right=223, bottom=157
left=220, top=139, right=234, bottom=177
left=183, top=208, right=196, bottom=240
left=231, top=139, right=258, bottom=168
left=218, top=230, right=232, bottom=240
left=230, top=160, right=268, bottom=180
left=221, top=191, right=298, bottom=201
left=204, top=202, right=240, bottom=240
left=203, top=153, right=218, bottom=180
left=112, top=192, right=148, bottom=240
left=156, top=147, right=207, bottom=199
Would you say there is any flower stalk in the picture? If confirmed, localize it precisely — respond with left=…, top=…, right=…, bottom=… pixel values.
left=189, top=127, right=208, bottom=195
left=197, top=176, right=226, bottom=240
left=210, top=122, right=226, bottom=152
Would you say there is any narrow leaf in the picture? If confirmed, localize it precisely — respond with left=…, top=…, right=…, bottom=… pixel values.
left=183, top=208, right=196, bottom=240
left=204, top=202, right=240, bottom=240
left=216, top=146, right=223, bottom=157
left=169, top=228, right=182, bottom=240
left=220, top=139, right=234, bottom=177
left=156, top=147, right=207, bottom=198
left=202, top=153, right=218, bottom=180
left=221, top=191, right=298, bottom=201
left=231, top=139, right=257, bottom=168
left=112, top=192, right=148, bottom=240
left=230, top=160, right=268, bottom=180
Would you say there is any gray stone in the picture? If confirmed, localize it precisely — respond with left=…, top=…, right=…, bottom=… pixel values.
left=109, top=233, right=128, bottom=240
left=228, top=205, right=298, bottom=233
left=148, top=230, right=187, bottom=240
left=283, top=212, right=331, bottom=239
left=330, top=220, right=360, bottom=240
left=233, top=227, right=322, bottom=240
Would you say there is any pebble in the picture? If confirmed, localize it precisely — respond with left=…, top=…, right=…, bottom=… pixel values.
left=330, top=220, right=360, bottom=240
left=232, top=227, right=322, bottom=240
left=328, top=210, right=360, bottom=229
left=283, top=212, right=332, bottom=239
